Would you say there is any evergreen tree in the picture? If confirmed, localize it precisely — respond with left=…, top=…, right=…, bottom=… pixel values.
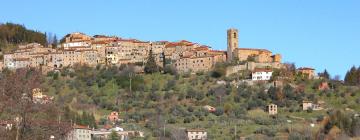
left=144, top=49, right=159, bottom=74
left=0, top=23, right=47, bottom=47
left=323, top=69, right=330, bottom=80
left=357, top=67, right=360, bottom=84
left=52, top=35, right=58, bottom=48
left=345, top=66, right=358, bottom=85
left=109, top=130, right=120, bottom=140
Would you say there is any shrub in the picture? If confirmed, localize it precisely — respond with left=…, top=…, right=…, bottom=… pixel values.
left=214, top=107, right=224, bottom=116
left=168, top=117, right=176, bottom=124
left=183, top=117, right=193, bottom=123
left=307, top=108, right=313, bottom=113
left=187, top=106, right=194, bottom=112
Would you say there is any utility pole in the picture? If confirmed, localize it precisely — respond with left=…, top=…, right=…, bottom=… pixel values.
left=234, top=125, right=237, bottom=139
left=129, top=73, right=134, bottom=93
left=163, top=120, right=166, bottom=138
left=15, top=117, right=20, bottom=140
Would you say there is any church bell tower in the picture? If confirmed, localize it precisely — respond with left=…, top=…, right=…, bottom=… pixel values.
left=227, top=28, right=239, bottom=62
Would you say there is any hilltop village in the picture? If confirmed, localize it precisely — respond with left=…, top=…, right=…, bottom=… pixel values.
left=1, top=28, right=297, bottom=78
left=1, top=26, right=360, bottom=140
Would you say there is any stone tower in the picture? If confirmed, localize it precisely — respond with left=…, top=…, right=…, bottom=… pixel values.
left=227, top=28, right=238, bottom=62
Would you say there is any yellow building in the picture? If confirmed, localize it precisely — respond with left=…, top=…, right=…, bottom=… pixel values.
left=174, top=55, right=214, bottom=73
left=227, top=28, right=282, bottom=63
left=297, top=67, right=316, bottom=79
left=267, top=104, right=278, bottom=115
left=64, top=32, right=92, bottom=43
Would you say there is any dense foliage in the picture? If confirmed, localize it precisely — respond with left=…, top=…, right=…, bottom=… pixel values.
left=144, top=49, right=160, bottom=74
left=0, top=69, right=71, bottom=139
left=0, top=62, right=359, bottom=139
left=344, top=66, right=360, bottom=86
left=0, top=23, right=46, bottom=49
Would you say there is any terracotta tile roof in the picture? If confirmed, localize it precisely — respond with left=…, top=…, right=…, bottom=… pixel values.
left=165, top=43, right=178, bottom=48
left=92, top=41, right=109, bottom=44
left=237, top=48, right=271, bottom=53
left=14, top=58, right=31, bottom=61
left=116, top=39, right=149, bottom=43
left=189, top=55, right=213, bottom=59
left=209, top=50, right=226, bottom=53
left=64, top=40, right=91, bottom=43
left=103, top=124, right=112, bottom=130
left=186, top=128, right=206, bottom=132
left=0, top=120, right=14, bottom=125
left=253, top=68, right=273, bottom=72
left=74, top=125, right=90, bottom=129
left=75, top=49, right=97, bottom=52
left=180, top=40, right=193, bottom=44
left=194, top=46, right=209, bottom=51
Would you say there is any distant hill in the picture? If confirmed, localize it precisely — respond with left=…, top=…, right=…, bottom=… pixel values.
left=0, top=23, right=46, bottom=50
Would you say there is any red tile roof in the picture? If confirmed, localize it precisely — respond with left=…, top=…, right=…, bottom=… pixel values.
left=253, top=68, right=273, bottom=72
left=237, top=48, right=271, bottom=53
left=74, top=125, right=90, bottom=129
left=186, top=129, right=206, bottom=132
left=194, top=46, right=209, bottom=51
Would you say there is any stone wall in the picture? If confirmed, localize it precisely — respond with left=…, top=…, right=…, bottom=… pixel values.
left=226, top=62, right=283, bottom=76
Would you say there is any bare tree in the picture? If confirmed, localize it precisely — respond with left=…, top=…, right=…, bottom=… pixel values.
left=0, top=68, right=71, bottom=139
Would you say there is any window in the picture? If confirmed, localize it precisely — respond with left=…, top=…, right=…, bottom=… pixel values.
left=234, top=32, right=237, bottom=38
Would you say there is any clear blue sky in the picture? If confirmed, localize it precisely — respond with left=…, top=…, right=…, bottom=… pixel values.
left=1, top=0, right=359, bottom=78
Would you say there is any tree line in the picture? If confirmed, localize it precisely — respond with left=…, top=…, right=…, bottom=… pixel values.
left=0, top=23, right=47, bottom=48
left=344, top=66, right=360, bottom=86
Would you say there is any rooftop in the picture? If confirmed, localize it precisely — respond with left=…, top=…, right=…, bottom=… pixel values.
left=298, top=67, right=315, bottom=70
left=253, top=68, right=273, bottom=72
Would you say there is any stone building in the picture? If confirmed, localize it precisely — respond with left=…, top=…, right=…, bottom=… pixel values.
left=66, top=125, right=92, bottom=140
left=48, top=52, right=64, bottom=68
left=107, top=111, right=119, bottom=122
left=226, top=62, right=283, bottom=76
left=62, top=32, right=92, bottom=49
left=186, top=129, right=207, bottom=140
left=91, top=41, right=109, bottom=64
left=252, top=68, right=273, bottom=81
left=174, top=56, right=214, bottom=73
left=267, top=104, right=278, bottom=115
left=3, top=43, right=54, bottom=69
left=79, top=49, right=99, bottom=66
left=227, top=28, right=238, bottom=62
left=226, top=28, right=282, bottom=63
left=64, top=32, right=92, bottom=43
left=297, top=67, right=316, bottom=79
left=0, top=62, right=3, bottom=71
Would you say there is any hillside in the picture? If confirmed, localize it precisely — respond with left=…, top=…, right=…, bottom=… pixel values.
left=0, top=23, right=46, bottom=51
left=34, top=64, right=360, bottom=139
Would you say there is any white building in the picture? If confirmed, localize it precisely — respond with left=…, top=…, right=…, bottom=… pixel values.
left=66, top=125, right=91, bottom=140
left=186, top=129, right=207, bottom=140
left=302, top=101, right=324, bottom=111
left=63, top=41, right=91, bottom=49
left=252, top=68, right=273, bottom=81
left=267, top=104, right=278, bottom=115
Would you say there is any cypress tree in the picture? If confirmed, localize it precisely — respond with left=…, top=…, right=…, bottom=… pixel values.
left=323, top=69, right=330, bottom=80
left=144, top=49, right=159, bottom=74
left=345, top=66, right=358, bottom=85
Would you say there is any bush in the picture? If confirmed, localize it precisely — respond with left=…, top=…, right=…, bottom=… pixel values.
left=254, top=127, right=276, bottom=137
left=307, top=108, right=313, bottom=113
left=187, top=106, right=194, bottom=112
left=214, top=107, right=224, bottom=116
left=168, top=117, right=176, bottom=124
left=183, top=117, right=193, bottom=123
left=164, top=65, right=177, bottom=75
